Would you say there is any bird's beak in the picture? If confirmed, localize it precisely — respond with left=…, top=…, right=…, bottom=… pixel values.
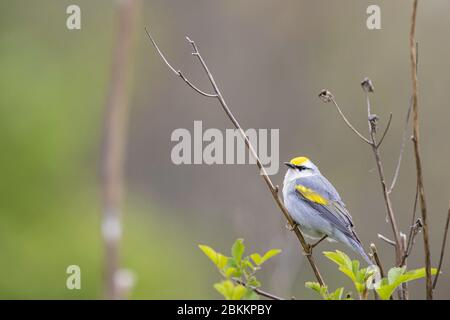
left=284, top=162, right=296, bottom=169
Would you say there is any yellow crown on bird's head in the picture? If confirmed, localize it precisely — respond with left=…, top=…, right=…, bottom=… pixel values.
left=289, top=156, right=310, bottom=166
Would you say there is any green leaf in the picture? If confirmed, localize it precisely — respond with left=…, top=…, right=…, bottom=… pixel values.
left=214, top=280, right=235, bottom=300
left=305, top=282, right=328, bottom=299
left=199, top=245, right=218, bottom=264
left=261, top=249, right=282, bottom=263
left=199, top=244, right=228, bottom=271
left=217, top=254, right=228, bottom=270
left=401, top=267, right=438, bottom=282
left=225, top=267, right=238, bottom=278
left=231, top=239, right=245, bottom=264
left=232, top=284, right=247, bottom=300
left=339, top=267, right=357, bottom=284
left=227, top=257, right=238, bottom=268
left=250, top=253, right=263, bottom=265
left=244, top=289, right=260, bottom=300
left=323, top=250, right=352, bottom=270
left=328, top=287, right=344, bottom=300
left=376, top=267, right=438, bottom=300
left=387, top=267, right=405, bottom=284
left=242, top=258, right=256, bottom=271
left=247, top=276, right=261, bottom=288
left=352, top=260, right=360, bottom=276
left=250, top=249, right=281, bottom=266
left=305, top=281, right=323, bottom=293
left=324, top=251, right=373, bottom=294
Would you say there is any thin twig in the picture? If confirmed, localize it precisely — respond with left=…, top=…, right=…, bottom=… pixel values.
left=327, top=96, right=372, bottom=145
left=378, top=234, right=396, bottom=247
left=400, top=233, right=409, bottom=300
left=388, top=97, right=413, bottom=194
left=144, top=28, right=217, bottom=98
left=376, top=113, right=392, bottom=148
left=389, top=42, right=417, bottom=194
left=401, top=219, right=422, bottom=267
left=433, top=203, right=450, bottom=289
left=409, top=0, right=433, bottom=299
left=146, top=29, right=325, bottom=286
left=234, top=279, right=284, bottom=300
left=365, top=93, right=402, bottom=263
left=399, top=149, right=419, bottom=268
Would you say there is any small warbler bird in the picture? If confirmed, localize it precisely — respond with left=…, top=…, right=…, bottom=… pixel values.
left=283, top=156, right=371, bottom=264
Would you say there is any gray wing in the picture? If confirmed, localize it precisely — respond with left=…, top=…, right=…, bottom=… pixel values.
left=293, top=176, right=359, bottom=240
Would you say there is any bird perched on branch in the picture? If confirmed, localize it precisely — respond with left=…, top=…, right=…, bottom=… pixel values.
left=283, top=156, right=371, bottom=264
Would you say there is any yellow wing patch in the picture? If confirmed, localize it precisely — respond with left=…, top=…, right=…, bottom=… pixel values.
left=290, top=156, right=309, bottom=166
left=295, top=184, right=329, bottom=205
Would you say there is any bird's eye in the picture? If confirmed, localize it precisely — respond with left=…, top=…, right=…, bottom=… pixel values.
left=296, top=165, right=308, bottom=171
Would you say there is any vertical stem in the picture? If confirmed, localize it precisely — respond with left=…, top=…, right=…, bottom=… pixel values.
left=101, top=0, right=139, bottom=299
left=409, top=0, right=433, bottom=300
left=400, top=234, right=409, bottom=300
left=366, top=96, right=402, bottom=263
left=433, top=203, right=450, bottom=289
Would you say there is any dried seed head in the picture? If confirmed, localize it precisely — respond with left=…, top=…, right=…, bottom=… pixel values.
left=318, top=89, right=333, bottom=103
left=369, top=114, right=379, bottom=123
left=415, top=218, right=423, bottom=229
left=369, top=114, right=379, bottom=132
left=361, top=77, right=374, bottom=92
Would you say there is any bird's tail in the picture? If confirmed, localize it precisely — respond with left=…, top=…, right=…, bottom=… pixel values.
left=347, top=237, right=372, bottom=265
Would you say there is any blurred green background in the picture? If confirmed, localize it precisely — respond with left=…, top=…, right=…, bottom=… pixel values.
left=0, top=0, right=449, bottom=299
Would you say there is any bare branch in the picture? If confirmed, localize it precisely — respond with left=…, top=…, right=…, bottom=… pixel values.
left=144, top=27, right=217, bottom=98
left=178, top=71, right=218, bottom=97
left=400, top=182, right=419, bottom=268
left=378, top=234, right=396, bottom=247
left=433, top=203, right=450, bottom=289
left=376, top=113, right=393, bottom=148
left=234, top=279, right=284, bottom=300
left=409, top=0, right=433, bottom=299
left=146, top=29, right=325, bottom=286
left=318, top=90, right=372, bottom=145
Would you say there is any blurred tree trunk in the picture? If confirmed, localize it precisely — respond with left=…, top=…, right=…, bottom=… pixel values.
left=100, top=0, right=140, bottom=300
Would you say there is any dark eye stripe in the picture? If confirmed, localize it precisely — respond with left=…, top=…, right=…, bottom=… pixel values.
left=296, top=165, right=308, bottom=171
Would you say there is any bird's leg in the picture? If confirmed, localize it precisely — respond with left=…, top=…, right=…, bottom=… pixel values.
left=311, top=235, right=328, bottom=249
left=303, top=235, right=328, bottom=256
left=285, top=221, right=299, bottom=231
